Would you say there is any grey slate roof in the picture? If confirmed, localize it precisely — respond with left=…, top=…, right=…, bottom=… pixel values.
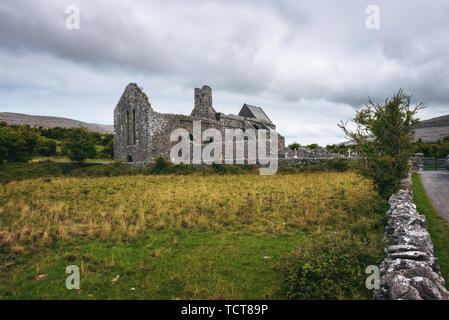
left=238, top=103, right=273, bottom=125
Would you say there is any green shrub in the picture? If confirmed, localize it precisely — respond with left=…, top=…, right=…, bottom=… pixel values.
left=0, top=123, right=39, bottom=162
left=36, top=136, right=57, bottom=157
left=207, top=163, right=255, bottom=174
left=339, top=89, right=422, bottom=198
left=326, top=143, right=352, bottom=155
left=144, top=159, right=257, bottom=176
left=154, top=155, right=170, bottom=172
left=280, top=232, right=382, bottom=300
left=61, top=128, right=97, bottom=162
left=0, top=161, right=143, bottom=183
left=0, top=133, right=7, bottom=162
left=326, top=158, right=350, bottom=172
left=38, top=126, right=112, bottom=145
left=99, top=140, right=114, bottom=159
left=69, top=161, right=141, bottom=177
left=305, top=143, right=319, bottom=150
left=145, top=156, right=195, bottom=175
left=101, top=134, right=114, bottom=146
left=363, top=155, right=408, bottom=198
left=413, top=138, right=449, bottom=158
left=288, top=142, right=300, bottom=151
left=171, top=163, right=195, bottom=175
left=145, top=155, right=171, bottom=174
left=0, top=161, right=64, bottom=184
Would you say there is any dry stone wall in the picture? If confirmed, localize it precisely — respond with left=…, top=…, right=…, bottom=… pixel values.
left=374, top=173, right=449, bottom=300
left=123, top=158, right=327, bottom=170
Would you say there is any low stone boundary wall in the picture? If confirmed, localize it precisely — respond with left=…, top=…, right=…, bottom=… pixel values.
left=123, top=157, right=336, bottom=170
left=278, top=157, right=326, bottom=167
left=374, top=173, right=449, bottom=300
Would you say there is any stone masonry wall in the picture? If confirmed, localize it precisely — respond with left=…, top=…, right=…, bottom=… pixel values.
left=114, top=83, right=153, bottom=162
left=114, top=83, right=286, bottom=163
left=190, top=85, right=217, bottom=119
left=374, top=172, right=449, bottom=300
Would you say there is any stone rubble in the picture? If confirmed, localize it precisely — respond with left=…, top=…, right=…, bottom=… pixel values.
left=374, top=173, right=449, bottom=300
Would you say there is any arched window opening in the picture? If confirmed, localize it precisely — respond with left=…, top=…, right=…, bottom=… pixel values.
left=126, top=111, right=130, bottom=145
left=127, top=154, right=133, bottom=162
left=132, top=109, right=136, bottom=145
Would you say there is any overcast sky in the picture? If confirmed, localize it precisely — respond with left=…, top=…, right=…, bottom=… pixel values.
left=1, top=0, right=449, bottom=145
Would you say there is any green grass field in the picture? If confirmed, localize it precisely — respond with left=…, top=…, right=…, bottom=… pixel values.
left=412, top=172, right=449, bottom=288
left=0, top=171, right=387, bottom=299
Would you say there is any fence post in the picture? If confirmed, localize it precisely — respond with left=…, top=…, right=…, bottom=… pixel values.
left=414, top=153, right=424, bottom=170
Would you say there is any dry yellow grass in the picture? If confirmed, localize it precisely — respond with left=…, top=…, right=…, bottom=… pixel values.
left=0, top=171, right=379, bottom=249
left=0, top=171, right=388, bottom=299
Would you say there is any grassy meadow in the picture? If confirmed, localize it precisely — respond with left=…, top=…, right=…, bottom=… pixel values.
left=0, top=171, right=387, bottom=299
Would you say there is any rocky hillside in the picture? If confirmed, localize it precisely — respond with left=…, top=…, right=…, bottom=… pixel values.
left=415, top=114, right=449, bottom=142
left=0, top=112, right=113, bottom=134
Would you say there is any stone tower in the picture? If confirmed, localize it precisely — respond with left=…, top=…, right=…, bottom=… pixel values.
left=190, top=85, right=217, bottom=119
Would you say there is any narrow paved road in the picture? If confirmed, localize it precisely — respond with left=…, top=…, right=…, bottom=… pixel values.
left=419, top=170, right=449, bottom=224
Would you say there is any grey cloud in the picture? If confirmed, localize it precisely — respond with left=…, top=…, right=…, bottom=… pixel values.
left=1, top=0, right=449, bottom=145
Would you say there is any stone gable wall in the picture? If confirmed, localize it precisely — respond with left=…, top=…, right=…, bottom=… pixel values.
left=114, top=83, right=153, bottom=162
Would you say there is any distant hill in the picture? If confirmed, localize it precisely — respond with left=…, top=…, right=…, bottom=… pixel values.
left=0, top=112, right=113, bottom=134
left=418, top=114, right=449, bottom=128
left=414, top=114, right=449, bottom=142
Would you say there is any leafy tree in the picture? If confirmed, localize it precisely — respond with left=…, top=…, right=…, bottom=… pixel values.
left=413, top=138, right=449, bottom=158
left=288, top=142, right=300, bottom=151
left=38, top=126, right=111, bottom=147
left=38, top=126, right=69, bottom=140
left=0, top=133, right=8, bottom=162
left=339, top=89, right=423, bottom=197
left=305, top=143, right=319, bottom=150
left=0, top=123, right=39, bottom=162
left=36, top=136, right=57, bottom=157
left=101, top=134, right=114, bottom=146
left=61, top=128, right=97, bottom=162
left=99, top=140, right=114, bottom=159
left=90, top=131, right=103, bottom=145
left=325, top=144, right=352, bottom=154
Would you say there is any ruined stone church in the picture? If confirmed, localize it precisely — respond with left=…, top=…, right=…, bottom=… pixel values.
left=114, top=83, right=285, bottom=163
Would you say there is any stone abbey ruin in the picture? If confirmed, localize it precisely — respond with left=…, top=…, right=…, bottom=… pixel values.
left=114, top=83, right=288, bottom=164
left=113, top=83, right=345, bottom=167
